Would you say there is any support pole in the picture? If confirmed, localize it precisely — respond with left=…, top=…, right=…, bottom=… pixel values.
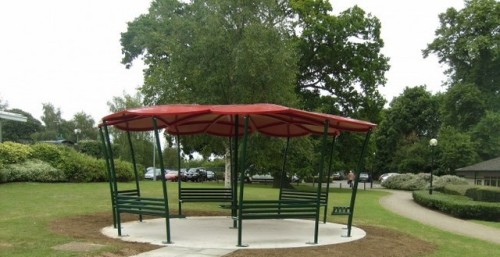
left=237, top=115, right=249, bottom=247
left=347, top=130, right=372, bottom=236
left=99, top=126, right=116, bottom=228
left=127, top=131, right=142, bottom=222
left=323, top=135, right=337, bottom=223
left=312, top=120, right=329, bottom=244
left=177, top=135, right=183, bottom=217
left=152, top=118, right=172, bottom=244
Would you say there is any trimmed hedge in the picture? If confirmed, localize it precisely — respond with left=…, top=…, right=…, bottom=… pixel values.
left=413, top=190, right=500, bottom=221
left=439, top=184, right=473, bottom=196
left=465, top=187, right=500, bottom=203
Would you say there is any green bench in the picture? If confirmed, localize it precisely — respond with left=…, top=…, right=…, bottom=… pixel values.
left=331, top=206, right=351, bottom=215
left=280, top=188, right=328, bottom=223
left=179, top=187, right=233, bottom=203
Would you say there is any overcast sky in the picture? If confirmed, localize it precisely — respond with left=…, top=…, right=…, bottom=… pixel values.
left=0, top=0, right=464, bottom=123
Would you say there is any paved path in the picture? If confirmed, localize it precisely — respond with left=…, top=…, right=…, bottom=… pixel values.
left=379, top=190, right=500, bottom=245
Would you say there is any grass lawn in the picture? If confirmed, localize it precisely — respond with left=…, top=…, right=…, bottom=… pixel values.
left=0, top=181, right=498, bottom=256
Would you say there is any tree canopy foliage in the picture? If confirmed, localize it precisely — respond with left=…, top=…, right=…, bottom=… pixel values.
left=376, top=0, right=500, bottom=175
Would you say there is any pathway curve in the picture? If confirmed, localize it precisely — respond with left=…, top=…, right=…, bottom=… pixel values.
left=379, top=190, right=500, bottom=245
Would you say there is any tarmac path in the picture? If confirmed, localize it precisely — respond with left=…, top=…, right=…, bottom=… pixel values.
left=379, top=190, right=500, bottom=245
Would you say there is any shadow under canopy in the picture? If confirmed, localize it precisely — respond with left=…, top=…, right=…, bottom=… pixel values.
left=99, top=103, right=376, bottom=246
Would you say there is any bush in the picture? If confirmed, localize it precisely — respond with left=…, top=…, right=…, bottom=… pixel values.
left=433, top=175, right=468, bottom=190
left=0, top=160, right=66, bottom=183
left=30, top=143, right=64, bottom=167
left=413, top=190, right=500, bottom=221
left=382, top=173, right=469, bottom=191
left=77, top=140, right=104, bottom=158
left=112, top=159, right=136, bottom=182
left=465, top=187, right=500, bottom=203
left=381, top=173, right=427, bottom=190
left=0, top=141, right=33, bottom=164
left=58, top=148, right=107, bottom=182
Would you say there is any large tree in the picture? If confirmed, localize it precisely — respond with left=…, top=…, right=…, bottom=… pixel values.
left=292, top=0, right=389, bottom=119
left=423, top=0, right=500, bottom=111
left=374, top=86, right=441, bottom=173
left=1, top=108, right=43, bottom=143
left=107, top=91, right=156, bottom=169
left=122, top=0, right=298, bottom=106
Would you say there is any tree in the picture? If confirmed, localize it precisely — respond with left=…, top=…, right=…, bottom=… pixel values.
left=1, top=108, right=43, bottom=143
left=71, top=112, right=98, bottom=141
left=440, top=83, right=486, bottom=131
left=423, top=0, right=500, bottom=111
left=437, top=126, right=479, bottom=174
left=374, top=86, right=441, bottom=173
left=121, top=0, right=298, bottom=106
left=470, top=111, right=500, bottom=160
left=292, top=1, right=389, bottom=118
left=107, top=91, right=155, bottom=168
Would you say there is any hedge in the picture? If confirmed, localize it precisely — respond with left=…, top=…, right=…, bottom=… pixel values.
left=465, top=187, right=500, bottom=203
left=413, top=190, right=500, bottom=221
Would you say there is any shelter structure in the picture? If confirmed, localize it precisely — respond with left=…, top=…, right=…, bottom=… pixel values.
left=456, top=157, right=500, bottom=187
left=99, top=103, right=376, bottom=246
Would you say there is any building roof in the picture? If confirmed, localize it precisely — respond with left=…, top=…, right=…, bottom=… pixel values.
left=456, top=157, right=500, bottom=172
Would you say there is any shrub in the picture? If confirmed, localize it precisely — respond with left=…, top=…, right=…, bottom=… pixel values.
left=58, top=148, right=107, bottom=182
left=112, top=159, right=136, bottom=182
left=30, top=143, right=64, bottom=167
left=77, top=140, right=103, bottom=158
left=433, top=175, right=468, bottom=190
left=413, top=190, right=500, bottom=221
left=0, top=141, right=33, bottom=164
left=465, top=187, right=500, bottom=203
left=381, top=173, right=427, bottom=190
left=0, top=159, right=66, bottom=183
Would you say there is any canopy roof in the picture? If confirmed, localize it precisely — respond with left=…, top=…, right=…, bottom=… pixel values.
left=100, top=103, right=376, bottom=137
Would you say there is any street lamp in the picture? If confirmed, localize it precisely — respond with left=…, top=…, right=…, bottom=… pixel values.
left=74, top=128, right=81, bottom=143
left=429, top=138, right=438, bottom=194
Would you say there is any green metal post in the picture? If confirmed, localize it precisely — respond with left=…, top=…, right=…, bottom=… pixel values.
left=103, top=124, right=122, bottom=235
left=177, top=135, right=183, bottom=217
left=127, top=131, right=142, bottom=222
left=279, top=137, right=291, bottom=200
left=323, top=136, right=337, bottom=223
left=347, top=130, right=372, bottom=236
left=152, top=118, right=172, bottom=244
left=312, top=120, right=329, bottom=244
left=99, top=126, right=117, bottom=228
left=237, top=116, right=249, bottom=247
left=232, top=116, right=239, bottom=229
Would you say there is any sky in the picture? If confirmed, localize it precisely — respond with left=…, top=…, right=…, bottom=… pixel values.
left=0, top=0, right=465, bottom=124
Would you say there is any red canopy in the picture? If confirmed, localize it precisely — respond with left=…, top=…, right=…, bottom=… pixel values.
left=100, top=103, right=376, bottom=137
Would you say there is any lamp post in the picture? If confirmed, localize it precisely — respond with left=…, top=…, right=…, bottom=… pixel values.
left=429, top=138, right=438, bottom=194
left=74, top=128, right=81, bottom=143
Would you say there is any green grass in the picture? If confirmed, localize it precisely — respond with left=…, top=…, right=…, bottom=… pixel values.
left=0, top=182, right=498, bottom=256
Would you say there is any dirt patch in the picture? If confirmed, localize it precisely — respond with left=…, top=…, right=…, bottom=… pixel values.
left=52, top=242, right=105, bottom=252
left=50, top=211, right=436, bottom=257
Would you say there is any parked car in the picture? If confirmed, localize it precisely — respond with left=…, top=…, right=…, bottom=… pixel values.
left=332, top=172, right=344, bottom=181
left=379, top=173, right=399, bottom=183
left=246, top=174, right=274, bottom=183
left=144, top=167, right=162, bottom=180
left=185, top=168, right=207, bottom=182
left=358, top=172, right=371, bottom=182
left=165, top=170, right=180, bottom=181
left=206, top=170, right=216, bottom=181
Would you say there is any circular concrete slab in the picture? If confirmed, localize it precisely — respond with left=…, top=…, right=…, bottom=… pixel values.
left=102, top=216, right=365, bottom=250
